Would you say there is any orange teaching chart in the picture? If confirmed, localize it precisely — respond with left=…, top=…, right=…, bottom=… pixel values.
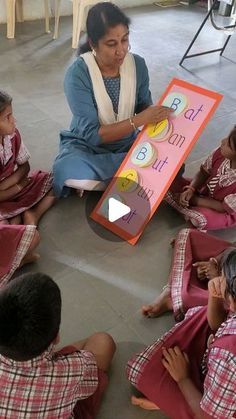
left=91, top=78, right=223, bottom=244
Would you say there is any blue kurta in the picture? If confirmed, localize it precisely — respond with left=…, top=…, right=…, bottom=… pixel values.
left=53, top=53, right=152, bottom=197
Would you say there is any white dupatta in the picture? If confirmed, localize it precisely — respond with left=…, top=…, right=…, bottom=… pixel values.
left=81, top=52, right=136, bottom=124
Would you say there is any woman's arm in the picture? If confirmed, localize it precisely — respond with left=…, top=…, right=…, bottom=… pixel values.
left=64, top=58, right=172, bottom=145
left=0, top=162, right=30, bottom=191
left=99, top=55, right=171, bottom=143
left=98, top=106, right=172, bottom=143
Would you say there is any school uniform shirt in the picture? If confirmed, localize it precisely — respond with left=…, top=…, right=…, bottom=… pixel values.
left=201, top=314, right=236, bottom=418
left=0, top=343, right=98, bottom=418
left=0, top=129, right=52, bottom=221
left=201, top=147, right=236, bottom=214
left=0, top=132, right=30, bottom=169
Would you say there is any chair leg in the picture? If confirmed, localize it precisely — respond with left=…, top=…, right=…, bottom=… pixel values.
left=53, top=0, right=61, bottom=39
left=44, top=0, right=50, bottom=33
left=16, top=0, right=24, bottom=22
left=73, top=0, right=84, bottom=49
left=5, top=0, right=16, bottom=38
left=81, top=5, right=89, bottom=31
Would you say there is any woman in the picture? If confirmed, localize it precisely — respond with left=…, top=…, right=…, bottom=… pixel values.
left=142, top=228, right=235, bottom=321
left=53, top=2, right=171, bottom=197
left=0, top=224, right=40, bottom=288
left=127, top=250, right=236, bottom=418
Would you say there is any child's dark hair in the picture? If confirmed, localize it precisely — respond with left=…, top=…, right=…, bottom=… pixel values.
left=222, top=249, right=236, bottom=299
left=79, top=2, right=130, bottom=54
left=0, top=90, right=12, bottom=114
left=0, top=272, right=61, bottom=361
left=229, top=126, right=236, bottom=151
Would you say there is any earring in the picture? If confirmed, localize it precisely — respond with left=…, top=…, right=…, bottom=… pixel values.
left=92, top=48, right=96, bottom=57
left=128, top=44, right=131, bottom=51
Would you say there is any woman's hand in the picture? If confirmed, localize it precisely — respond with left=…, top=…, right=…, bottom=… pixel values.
left=193, top=259, right=219, bottom=281
left=208, top=276, right=226, bottom=299
left=162, top=346, right=190, bottom=383
left=135, top=105, right=173, bottom=127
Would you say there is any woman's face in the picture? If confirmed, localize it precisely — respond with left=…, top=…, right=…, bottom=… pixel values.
left=94, top=24, right=129, bottom=69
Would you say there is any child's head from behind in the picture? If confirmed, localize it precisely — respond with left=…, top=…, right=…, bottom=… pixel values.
left=222, top=249, right=236, bottom=312
left=0, top=272, right=61, bottom=361
left=0, top=90, right=15, bottom=137
left=221, top=126, right=236, bottom=160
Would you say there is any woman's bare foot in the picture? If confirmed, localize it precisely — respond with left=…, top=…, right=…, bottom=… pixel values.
left=142, top=285, right=172, bottom=318
left=0, top=219, right=9, bottom=225
left=131, top=396, right=159, bottom=410
left=20, top=252, right=40, bottom=267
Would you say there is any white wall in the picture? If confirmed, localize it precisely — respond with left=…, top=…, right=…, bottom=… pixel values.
left=0, top=0, right=154, bottom=23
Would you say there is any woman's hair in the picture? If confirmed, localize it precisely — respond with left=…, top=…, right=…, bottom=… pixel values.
left=0, top=90, right=12, bottom=114
left=78, top=2, right=130, bottom=54
left=222, top=249, right=236, bottom=299
left=229, top=126, right=236, bottom=151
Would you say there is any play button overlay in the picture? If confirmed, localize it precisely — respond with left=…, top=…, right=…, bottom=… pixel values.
left=108, top=198, right=131, bottom=222
left=85, top=174, right=152, bottom=242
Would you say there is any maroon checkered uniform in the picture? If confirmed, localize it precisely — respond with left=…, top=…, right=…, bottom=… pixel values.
left=0, top=344, right=98, bottom=418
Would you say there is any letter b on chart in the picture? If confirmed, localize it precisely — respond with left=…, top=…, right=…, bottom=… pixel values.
left=162, top=92, right=188, bottom=116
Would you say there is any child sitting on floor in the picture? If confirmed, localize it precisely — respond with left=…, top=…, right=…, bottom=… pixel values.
left=127, top=250, right=236, bottom=418
left=165, top=126, right=236, bottom=230
left=0, top=272, right=116, bottom=418
left=0, top=224, right=40, bottom=288
left=0, top=90, right=55, bottom=225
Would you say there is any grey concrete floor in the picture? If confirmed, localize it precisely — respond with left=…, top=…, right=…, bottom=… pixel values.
left=1, top=4, right=236, bottom=418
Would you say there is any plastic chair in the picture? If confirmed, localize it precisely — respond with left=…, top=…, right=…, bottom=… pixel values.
left=53, top=0, right=111, bottom=49
left=5, top=0, right=50, bottom=39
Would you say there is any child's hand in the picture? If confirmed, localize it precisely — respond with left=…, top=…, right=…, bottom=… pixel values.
left=19, top=177, right=31, bottom=189
left=193, top=259, right=219, bottom=281
left=189, top=194, right=199, bottom=206
left=162, top=346, right=190, bottom=383
left=179, top=189, right=194, bottom=207
left=208, top=276, right=226, bottom=299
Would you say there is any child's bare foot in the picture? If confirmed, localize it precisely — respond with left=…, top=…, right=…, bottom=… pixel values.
left=20, top=252, right=40, bottom=267
left=0, top=219, right=9, bottom=225
left=23, top=191, right=56, bottom=226
left=131, top=396, right=159, bottom=410
left=9, top=215, right=22, bottom=225
left=142, top=285, right=172, bottom=318
left=23, top=209, right=38, bottom=226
